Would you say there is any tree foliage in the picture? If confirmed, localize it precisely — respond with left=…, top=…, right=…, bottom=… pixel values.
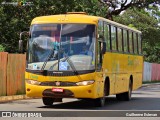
left=98, top=0, right=160, bottom=20
left=0, top=0, right=106, bottom=53
left=0, top=44, right=5, bottom=52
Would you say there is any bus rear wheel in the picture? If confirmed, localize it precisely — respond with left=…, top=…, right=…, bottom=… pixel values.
left=42, top=97, right=55, bottom=106
left=116, top=80, right=132, bottom=101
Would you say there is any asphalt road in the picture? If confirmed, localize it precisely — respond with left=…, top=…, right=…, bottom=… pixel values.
left=0, top=84, right=160, bottom=119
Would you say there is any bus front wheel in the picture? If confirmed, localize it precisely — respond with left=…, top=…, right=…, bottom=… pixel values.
left=42, top=97, right=55, bottom=106
left=94, top=83, right=106, bottom=107
left=94, top=97, right=105, bottom=107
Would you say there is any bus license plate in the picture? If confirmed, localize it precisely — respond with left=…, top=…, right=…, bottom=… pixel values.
left=52, top=88, right=64, bottom=92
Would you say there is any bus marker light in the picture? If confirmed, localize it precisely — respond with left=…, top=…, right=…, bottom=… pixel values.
left=27, top=88, right=30, bottom=91
left=88, top=90, right=92, bottom=93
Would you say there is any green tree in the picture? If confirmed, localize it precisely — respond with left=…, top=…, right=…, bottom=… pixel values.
left=98, top=0, right=160, bottom=20
left=0, top=44, right=5, bottom=52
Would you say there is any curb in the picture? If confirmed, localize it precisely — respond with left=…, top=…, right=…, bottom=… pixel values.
left=142, top=82, right=160, bottom=87
left=0, top=95, right=29, bottom=103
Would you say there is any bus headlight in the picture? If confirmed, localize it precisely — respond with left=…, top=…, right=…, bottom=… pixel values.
left=26, top=80, right=41, bottom=85
left=76, top=80, right=95, bottom=86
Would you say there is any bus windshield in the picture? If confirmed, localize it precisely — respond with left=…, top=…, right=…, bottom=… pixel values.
left=27, top=24, right=96, bottom=71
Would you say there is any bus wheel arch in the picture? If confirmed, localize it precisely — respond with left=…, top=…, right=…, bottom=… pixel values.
left=93, top=76, right=110, bottom=107
left=129, top=75, right=133, bottom=91
left=104, top=77, right=110, bottom=96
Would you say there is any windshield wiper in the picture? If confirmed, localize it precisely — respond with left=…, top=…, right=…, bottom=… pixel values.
left=41, top=49, right=55, bottom=70
left=63, top=56, right=82, bottom=81
left=41, top=24, right=63, bottom=71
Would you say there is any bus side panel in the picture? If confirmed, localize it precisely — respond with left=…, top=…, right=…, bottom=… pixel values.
left=132, top=56, right=143, bottom=90
left=119, top=54, right=143, bottom=91
left=102, top=52, right=143, bottom=95
left=103, top=52, right=125, bottom=95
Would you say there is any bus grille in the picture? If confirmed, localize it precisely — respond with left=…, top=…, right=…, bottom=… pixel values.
left=48, top=72, right=76, bottom=76
left=40, top=81, right=77, bottom=86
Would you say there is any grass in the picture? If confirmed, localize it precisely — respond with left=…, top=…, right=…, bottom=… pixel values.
left=143, top=81, right=160, bottom=84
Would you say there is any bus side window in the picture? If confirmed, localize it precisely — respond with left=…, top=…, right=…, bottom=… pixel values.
left=117, top=28, right=122, bottom=52
left=97, top=20, right=104, bottom=70
left=133, top=33, right=138, bottom=54
left=123, top=29, right=128, bottom=53
left=111, top=25, right=117, bottom=51
left=104, top=23, right=110, bottom=51
left=97, top=38, right=106, bottom=70
left=138, top=34, right=142, bottom=54
left=98, top=21, right=104, bottom=36
left=129, top=31, right=133, bottom=53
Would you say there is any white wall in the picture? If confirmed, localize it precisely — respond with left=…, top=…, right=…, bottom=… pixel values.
left=143, top=62, right=152, bottom=82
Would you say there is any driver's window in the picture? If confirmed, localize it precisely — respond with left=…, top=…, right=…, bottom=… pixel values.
left=97, top=20, right=104, bottom=70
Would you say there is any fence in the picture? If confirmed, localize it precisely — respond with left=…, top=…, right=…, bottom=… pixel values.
left=143, top=62, right=160, bottom=82
left=0, top=52, right=26, bottom=97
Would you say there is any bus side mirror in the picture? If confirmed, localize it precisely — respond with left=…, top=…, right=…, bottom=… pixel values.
left=19, top=40, right=23, bottom=53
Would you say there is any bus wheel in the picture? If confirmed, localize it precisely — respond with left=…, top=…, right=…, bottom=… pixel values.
left=116, top=80, right=132, bottom=101
left=94, top=97, right=105, bottom=107
left=94, top=84, right=106, bottom=107
left=42, top=97, right=55, bottom=106
left=124, top=79, right=132, bottom=101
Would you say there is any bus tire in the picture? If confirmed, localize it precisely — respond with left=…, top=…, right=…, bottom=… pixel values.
left=94, top=97, right=105, bottom=107
left=116, top=79, right=132, bottom=101
left=124, top=79, right=132, bottom=101
left=42, top=97, right=55, bottom=106
left=94, top=83, right=106, bottom=107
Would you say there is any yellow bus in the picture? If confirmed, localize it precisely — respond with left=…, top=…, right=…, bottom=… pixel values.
left=24, top=12, right=143, bottom=107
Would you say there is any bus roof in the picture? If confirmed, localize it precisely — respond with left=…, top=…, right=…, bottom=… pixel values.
left=31, top=12, right=141, bottom=33
left=99, top=17, right=141, bottom=33
left=31, top=13, right=98, bottom=25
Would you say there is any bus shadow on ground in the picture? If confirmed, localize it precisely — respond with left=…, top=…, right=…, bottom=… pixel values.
left=37, top=95, right=160, bottom=110
left=37, top=96, right=139, bottom=110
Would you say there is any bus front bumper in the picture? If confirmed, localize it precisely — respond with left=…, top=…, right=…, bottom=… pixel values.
left=26, top=83, right=97, bottom=99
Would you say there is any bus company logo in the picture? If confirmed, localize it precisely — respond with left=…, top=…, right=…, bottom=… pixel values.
left=1, top=112, right=42, bottom=117
left=55, top=81, right=61, bottom=86
left=1, top=0, right=33, bottom=6
left=2, top=112, right=11, bottom=117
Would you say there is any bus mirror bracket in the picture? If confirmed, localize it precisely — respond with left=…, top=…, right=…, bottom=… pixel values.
left=19, top=40, right=23, bottom=53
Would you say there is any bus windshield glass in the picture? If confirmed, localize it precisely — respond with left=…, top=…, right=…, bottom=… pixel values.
left=27, top=24, right=96, bottom=71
